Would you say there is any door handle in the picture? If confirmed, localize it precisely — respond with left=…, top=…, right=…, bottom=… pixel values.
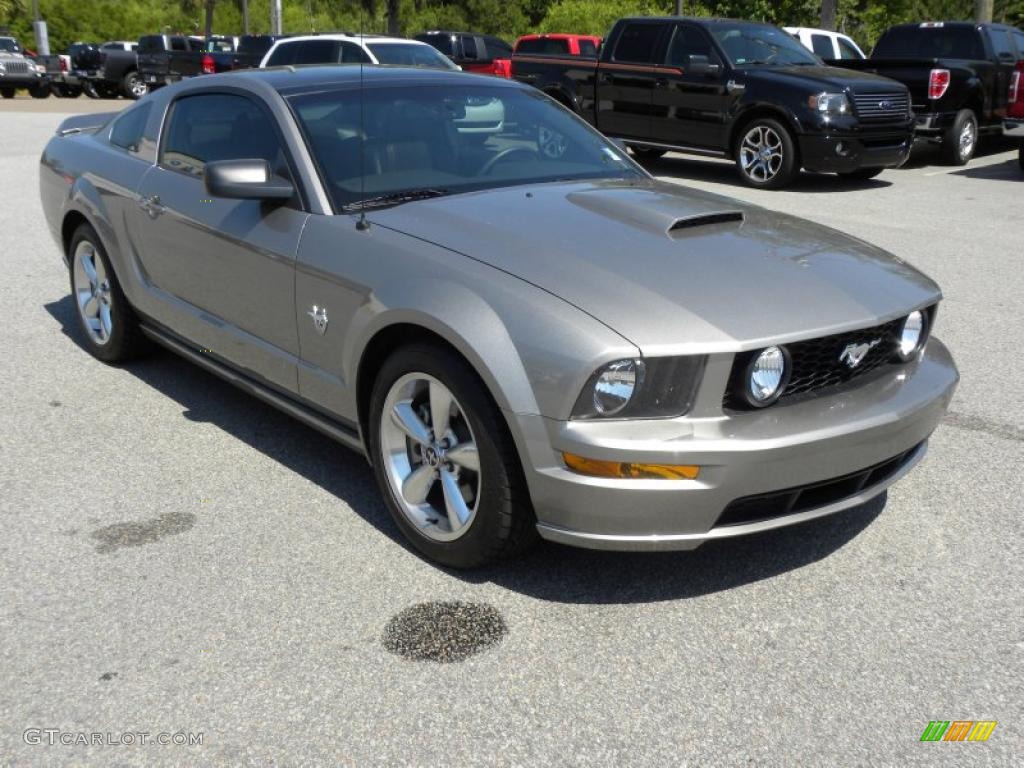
left=655, top=77, right=670, bottom=88
left=138, top=194, right=165, bottom=217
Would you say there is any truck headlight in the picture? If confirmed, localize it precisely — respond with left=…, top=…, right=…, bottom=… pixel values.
left=572, top=357, right=705, bottom=420
left=809, top=91, right=850, bottom=116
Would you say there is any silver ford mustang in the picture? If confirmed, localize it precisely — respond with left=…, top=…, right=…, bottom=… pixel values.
left=40, top=67, right=958, bottom=568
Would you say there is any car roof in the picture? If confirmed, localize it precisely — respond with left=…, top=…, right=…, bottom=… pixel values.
left=274, top=34, right=409, bottom=44
left=222, top=64, right=524, bottom=96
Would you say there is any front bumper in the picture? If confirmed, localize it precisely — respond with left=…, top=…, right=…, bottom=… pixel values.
left=0, top=71, right=47, bottom=89
left=799, top=129, right=913, bottom=173
left=516, top=338, right=958, bottom=551
left=1004, top=119, right=1024, bottom=140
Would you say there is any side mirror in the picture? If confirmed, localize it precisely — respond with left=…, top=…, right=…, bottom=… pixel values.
left=204, top=159, right=293, bottom=201
left=688, top=55, right=722, bottom=77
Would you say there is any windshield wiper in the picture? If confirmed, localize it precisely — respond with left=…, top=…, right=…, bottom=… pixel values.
left=341, top=188, right=450, bottom=212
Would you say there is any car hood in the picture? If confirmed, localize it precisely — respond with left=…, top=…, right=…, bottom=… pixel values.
left=741, top=64, right=907, bottom=93
left=369, top=179, right=940, bottom=354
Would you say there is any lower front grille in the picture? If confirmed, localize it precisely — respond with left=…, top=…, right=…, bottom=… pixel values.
left=715, top=443, right=922, bottom=528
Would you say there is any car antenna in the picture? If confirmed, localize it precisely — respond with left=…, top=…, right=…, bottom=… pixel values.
left=355, top=9, right=370, bottom=231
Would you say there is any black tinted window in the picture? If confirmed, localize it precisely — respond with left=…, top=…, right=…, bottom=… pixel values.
left=161, top=93, right=285, bottom=177
left=873, top=27, right=985, bottom=59
left=461, top=36, right=479, bottom=60
left=110, top=103, right=151, bottom=152
left=138, top=36, right=164, bottom=54
left=416, top=34, right=452, bottom=56
left=238, top=36, right=277, bottom=56
left=266, top=42, right=297, bottom=66
left=666, top=26, right=715, bottom=66
left=337, top=41, right=368, bottom=63
left=367, top=43, right=453, bottom=68
left=837, top=37, right=862, bottom=59
left=989, top=29, right=1016, bottom=61
left=516, top=38, right=569, bottom=55
left=291, top=39, right=338, bottom=64
left=613, top=23, right=661, bottom=64
left=1014, top=31, right=1024, bottom=56
left=485, top=37, right=512, bottom=57
left=579, top=40, right=598, bottom=58
left=170, top=37, right=188, bottom=52
left=0, top=38, right=21, bottom=53
left=810, top=34, right=834, bottom=58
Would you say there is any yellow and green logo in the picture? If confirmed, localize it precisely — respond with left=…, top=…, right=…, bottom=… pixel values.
left=920, top=721, right=997, bottom=742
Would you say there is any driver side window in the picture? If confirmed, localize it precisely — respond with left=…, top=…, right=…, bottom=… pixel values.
left=666, top=25, right=718, bottom=68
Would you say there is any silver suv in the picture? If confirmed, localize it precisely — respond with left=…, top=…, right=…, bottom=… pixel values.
left=0, top=36, right=48, bottom=98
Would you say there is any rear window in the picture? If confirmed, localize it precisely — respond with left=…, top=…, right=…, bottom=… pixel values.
left=367, top=43, right=455, bottom=69
left=612, top=23, right=662, bottom=64
left=516, top=38, right=571, bottom=56
left=873, top=26, right=985, bottom=59
left=138, top=36, right=164, bottom=54
left=810, top=34, right=834, bottom=58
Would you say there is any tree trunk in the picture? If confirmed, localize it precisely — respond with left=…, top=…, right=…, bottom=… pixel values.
left=975, top=0, right=994, bottom=22
left=387, top=0, right=400, bottom=36
left=821, top=0, right=837, bottom=31
left=204, top=0, right=215, bottom=41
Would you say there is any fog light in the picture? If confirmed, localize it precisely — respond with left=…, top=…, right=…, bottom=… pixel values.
left=747, top=346, right=789, bottom=406
left=563, top=453, right=700, bottom=480
left=897, top=310, right=927, bottom=360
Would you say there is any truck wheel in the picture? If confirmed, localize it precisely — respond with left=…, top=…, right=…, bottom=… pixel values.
left=56, top=84, right=82, bottom=98
left=29, top=83, right=50, bottom=99
left=121, top=71, right=147, bottom=100
left=0, top=88, right=14, bottom=99
left=735, top=118, right=798, bottom=189
left=838, top=167, right=884, bottom=181
left=68, top=223, right=148, bottom=363
left=82, top=81, right=100, bottom=99
left=629, top=146, right=667, bottom=160
left=368, top=343, right=537, bottom=569
left=942, top=109, right=977, bottom=166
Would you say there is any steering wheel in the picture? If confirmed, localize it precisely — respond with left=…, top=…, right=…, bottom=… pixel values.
left=480, top=147, right=541, bottom=176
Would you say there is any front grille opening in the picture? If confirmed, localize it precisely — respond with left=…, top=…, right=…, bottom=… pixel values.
left=715, top=443, right=922, bottom=528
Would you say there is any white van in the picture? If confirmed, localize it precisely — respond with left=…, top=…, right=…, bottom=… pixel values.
left=784, top=27, right=866, bottom=60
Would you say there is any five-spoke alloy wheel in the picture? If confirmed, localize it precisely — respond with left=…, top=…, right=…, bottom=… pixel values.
left=369, top=344, right=536, bottom=568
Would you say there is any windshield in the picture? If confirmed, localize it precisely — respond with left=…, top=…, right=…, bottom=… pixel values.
left=711, top=24, right=820, bottom=67
left=367, top=43, right=457, bottom=69
left=873, top=27, right=985, bottom=59
left=0, top=38, right=21, bottom=53
left=290, top=84, right=641, bottom=211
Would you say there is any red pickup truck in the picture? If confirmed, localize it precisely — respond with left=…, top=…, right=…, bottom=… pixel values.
left=1007, top=60, right=1024, bottom=170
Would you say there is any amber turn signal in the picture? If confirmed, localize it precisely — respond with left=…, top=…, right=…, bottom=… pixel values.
left=562, top=453, right=700, bottom=480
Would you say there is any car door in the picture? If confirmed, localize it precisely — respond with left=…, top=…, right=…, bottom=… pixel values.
left=134, top=90, right=308, bottom=392
left=650, top=23, right=730, bottom=150
left=596, top=21, right=666, bottom=139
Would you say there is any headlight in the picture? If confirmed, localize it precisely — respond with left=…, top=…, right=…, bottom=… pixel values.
left=897, top=310, right=928, bottom=360
left=808, top=91, right=850, bottom=116
left=746, top=346, right=789, bottom=406
left=572, top=357, right=705, bottom=420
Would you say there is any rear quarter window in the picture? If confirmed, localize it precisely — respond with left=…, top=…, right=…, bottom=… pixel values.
left=266, top=42, right=297, bottom=67
left=578, top=40, right=598, bottom=58
left=110, top=103, right=152, bottom=154
left=613, top=23, right=662, bottom=64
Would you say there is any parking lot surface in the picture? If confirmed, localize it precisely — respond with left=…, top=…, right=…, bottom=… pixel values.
left=1, top=100, right=1021, bottom=766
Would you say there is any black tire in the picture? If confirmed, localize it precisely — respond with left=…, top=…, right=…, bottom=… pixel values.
left=67, top=223, right=147, bottom=363
left=838, top=167, right=884, bottom=181
left=97, top=83, right=119, bottom=99
left=734, top=117, right=799, bottom=189
left=942, top=109, right=978, bottom=166
left=120, top=70, right=147, bottom=100
left=29, top=83, right=50, bottom=99
left=82, top=81, right=100, bottom=99
left=1018, top=147, right=1023, bottom=172
left=629, top=146, right=667, bottom=160
left=368, top=343, right=537, bottom=568
left=0, top=87, right=14, bottom=99
left=56, top=84, right=82, bottom=98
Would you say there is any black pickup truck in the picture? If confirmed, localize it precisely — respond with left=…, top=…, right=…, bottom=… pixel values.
left=72, top=41, right=146, bottom=99
left=833, top=22, right=1024, bottom=165
left=512, top=17, right=915, bottom=188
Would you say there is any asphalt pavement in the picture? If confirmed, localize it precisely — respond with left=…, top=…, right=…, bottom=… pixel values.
left=1, top=99, right=1021, bottom=766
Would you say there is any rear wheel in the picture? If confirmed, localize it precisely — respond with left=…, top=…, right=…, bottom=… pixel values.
left=735, top=118, right=798, bottom=189
left=68, top=224, right=147, bottom=363
left=29, top=83, right=49, bottom=99
left=942, top=109, right=977, bottom=165
left=121, top=70, right=147, bottom=99
left=629, top=146, right=667, bottom=160
left=368, top=343, right=537, bottom=568
left=0, top=87, right=14, bottom=99
left=838, top=167, right=884, bottom=181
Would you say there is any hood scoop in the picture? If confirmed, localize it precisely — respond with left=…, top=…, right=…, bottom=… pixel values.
left=566, top=188, right=743, bottom=239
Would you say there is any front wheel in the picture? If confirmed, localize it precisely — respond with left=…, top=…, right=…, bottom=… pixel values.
left=368, top=344, right=537, bottom=568
left=735, top=118, right=798, bottom=189
left=68, top=224, right=147, bottom=363
left=838, top=167, right=884, bottom=181
left=942, top=109, right=978, bottom=166
left=0, top=87, right=14, bottom=99
left=29, top=83, right=50, bottom=99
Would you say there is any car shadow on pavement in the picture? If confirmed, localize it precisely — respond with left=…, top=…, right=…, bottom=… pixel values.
left=46, top=294, right=886, bottom=605
left=642, top=154, right=893, bottom=193
left=950, top=158, right=1022, bottom=181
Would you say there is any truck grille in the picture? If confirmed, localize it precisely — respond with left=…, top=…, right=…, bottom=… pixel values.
left=0, top=60, right=30, bottom=75
left=723, top=317, right=908, bottom=410
left=852, top=91, right=910, bottom=122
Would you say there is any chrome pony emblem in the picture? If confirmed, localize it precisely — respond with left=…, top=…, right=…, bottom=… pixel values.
left=839, top=339, right=881, bottom=369
left=308, top=305, right=328, bottom=335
